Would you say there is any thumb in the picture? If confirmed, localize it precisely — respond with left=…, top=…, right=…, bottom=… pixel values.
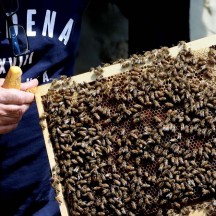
left=20, top=79, right=39, bottom=91
left=0, top=78, right=5, bottom=86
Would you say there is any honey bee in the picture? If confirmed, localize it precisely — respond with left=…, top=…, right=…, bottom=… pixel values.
left=112, top=164, right=117, bottom=173
left=113, top=179, right=121, bottom=186
left=159, top=199, right=167, bottom=205
left=120, top=178, right=127, bottom=186
left=146, top=137, right=155, bottom=144
left=203, top=152, right=209, bottom=160
left=142, top=151, right=150, bottom=160
left=154, top=116, right=162, bottom=123
left=55, top=195, right=62, bottom=204
left=158, top=163, right=164, bottom=172
left=121, top=61, right=131, bottom=68
left=93, top=112, right=100, bottom=121
left=76, top=156, right=83, bottom=163
left=113, top=206, right=122, bottom=216
left=137, top=96, right=144, bottom=104
left=136, top=167, right=142, bottom=176
left=116, top=114, right=124, bottom=123
left=128, top=211, right=135, bottom=216
left=120, top=207, right=126, bottom=214
left=143, top=183, right=151, bottom=188
left=145, top=194, right=153, bottom=205
left=212, top=148, right=216, bottom=157
left=202, top=189, right=210, bottom=195
left=133, top=103, right=143, bottom=109
left=123, top=152, right=131, bottom=160
left=165, top=102, right=174, bottom=108
left=135, top=157, right=141, bottom=165
left=97, top=212, right=105, bottom=216
left=128, top=170, right=136, bottom=176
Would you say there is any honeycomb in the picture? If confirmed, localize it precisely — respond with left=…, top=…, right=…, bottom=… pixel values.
left=41, top=42, right=216, bottom=216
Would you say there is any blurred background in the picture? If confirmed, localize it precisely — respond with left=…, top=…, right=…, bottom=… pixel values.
left=74, top=0, right=216, bottom=75
left=74, top=0, right=128, bottom=75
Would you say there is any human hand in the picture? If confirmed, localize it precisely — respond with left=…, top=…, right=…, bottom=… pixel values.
left=0, top=78, right=38, bottom=134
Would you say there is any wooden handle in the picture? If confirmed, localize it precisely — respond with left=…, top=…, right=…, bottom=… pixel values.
left=2, top=66, right=22, bottom=89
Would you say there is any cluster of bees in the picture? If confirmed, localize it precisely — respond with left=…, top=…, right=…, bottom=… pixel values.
left=42, top=41, right=216, bottom=215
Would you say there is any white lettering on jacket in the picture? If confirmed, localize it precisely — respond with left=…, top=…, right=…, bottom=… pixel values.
left=1, top=8, right=75, bottom=83
left=43, top=71, right=50, bottom=82
left=0, top=59, right=7, bottom=74
left=59, top=19, right=74, bottom=45
left=25, top=9, right=74, bottom=45
left=27, top=10, right=37, bottom=36
left=42, top=10, right=56, bottom=38
left=6, top=9, right=74, bottom=44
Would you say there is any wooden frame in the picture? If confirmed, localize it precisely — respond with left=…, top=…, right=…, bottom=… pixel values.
left=33, top=34, right=216, bottom=216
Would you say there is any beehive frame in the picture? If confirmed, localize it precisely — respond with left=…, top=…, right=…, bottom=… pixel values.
left=33, top=34, right=216, bottom=216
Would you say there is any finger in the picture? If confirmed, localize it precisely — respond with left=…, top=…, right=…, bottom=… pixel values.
left=0, top=115, right=22, bottom=125
left=0, top=104, right=22, bottom=117
left=21, top=79, right=39, bottom=91
left=0, top=88, right=35, bottom=105
left=0, top=123, right=18, bottom=134
left=0, top=104, right=31, bottom=132
left=0, top=78, right=5, bottom=86
left=0, top=104, right=31, bottom=118
left=19, top=103, right=32, bottom=114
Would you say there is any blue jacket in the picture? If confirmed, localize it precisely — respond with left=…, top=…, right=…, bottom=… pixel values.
left=0, top=0, right=89, bottom=215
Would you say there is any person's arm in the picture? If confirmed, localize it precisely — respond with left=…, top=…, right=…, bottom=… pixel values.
left=0, top=78, right=38, bottom=134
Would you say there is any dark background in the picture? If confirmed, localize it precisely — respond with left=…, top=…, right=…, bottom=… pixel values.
left=75, top=0, right=190, bottom=74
